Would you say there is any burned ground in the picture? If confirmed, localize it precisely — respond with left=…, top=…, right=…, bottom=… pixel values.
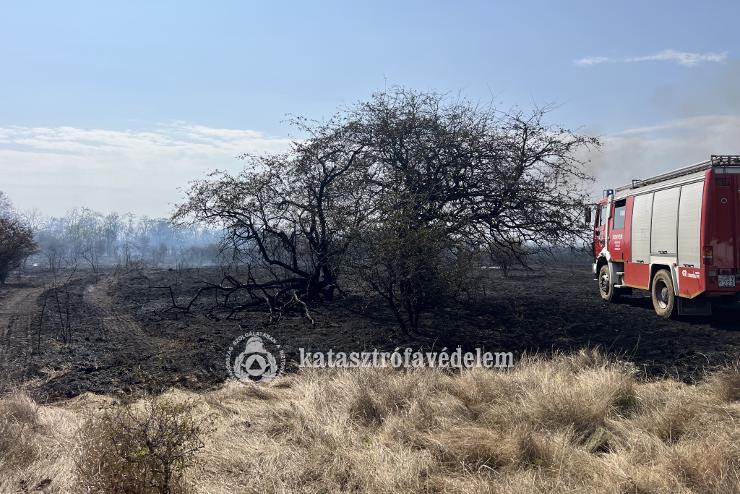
left=0, top=264, right=739, bottom=402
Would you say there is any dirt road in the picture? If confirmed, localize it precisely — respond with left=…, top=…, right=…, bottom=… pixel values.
left=82, top=276, right=184, bottom=353
left=1, top=274, right=204, bottom=400
left=0, top=281, right=45, bottom=390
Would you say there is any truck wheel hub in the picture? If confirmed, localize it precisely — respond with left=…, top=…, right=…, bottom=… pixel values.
left=656, top=282, right=669, bottom=308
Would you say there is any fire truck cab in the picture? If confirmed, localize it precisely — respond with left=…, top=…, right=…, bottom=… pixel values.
left=591, top=155, right=740, bottom=318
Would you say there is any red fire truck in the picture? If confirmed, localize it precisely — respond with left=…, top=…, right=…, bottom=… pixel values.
left=591, top=155, right=740, bottom=318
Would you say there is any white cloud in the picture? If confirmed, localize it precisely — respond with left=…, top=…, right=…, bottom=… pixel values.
left=574, top=49, right=727, bottom=67
left=585, top=114, right=740, bottom=198
left=626, top=49, right=727, bottom=67
left=574, top=56, right=612, bottom=66
left=0, top=123, right=293, bottom=217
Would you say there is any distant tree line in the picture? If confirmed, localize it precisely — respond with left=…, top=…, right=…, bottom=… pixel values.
left=0, top=195, right=224, bottom=279
left=28, top=209, right=223, bottom=273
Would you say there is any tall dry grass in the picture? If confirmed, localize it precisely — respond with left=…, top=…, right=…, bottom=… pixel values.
left=1, top=350, right=738, bottom=493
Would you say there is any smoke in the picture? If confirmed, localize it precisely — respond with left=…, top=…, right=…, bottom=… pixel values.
left=652, top=60, right=740, bottom=117
left=582, top=58, right=740, bottom=196
left=584, top=115, right=740, bottom=196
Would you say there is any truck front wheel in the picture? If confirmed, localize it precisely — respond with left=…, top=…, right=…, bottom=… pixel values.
left=651, top=270, right=676, bottom=318
left=598, top=264, right=619, bottom=302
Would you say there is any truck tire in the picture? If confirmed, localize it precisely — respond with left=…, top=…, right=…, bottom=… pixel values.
left=598, top=264, right=620, bottom=302
left=651, top=269, right=676, bottom=318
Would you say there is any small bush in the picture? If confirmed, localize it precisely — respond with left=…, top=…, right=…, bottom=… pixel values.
left=77, top=397, right=204, bottom=494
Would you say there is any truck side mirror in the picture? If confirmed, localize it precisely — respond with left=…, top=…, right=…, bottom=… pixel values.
left=584, top=206, right=592, bottom=227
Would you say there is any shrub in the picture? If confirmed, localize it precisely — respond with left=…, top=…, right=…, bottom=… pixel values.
left=77, top=397, right=204, bottom=494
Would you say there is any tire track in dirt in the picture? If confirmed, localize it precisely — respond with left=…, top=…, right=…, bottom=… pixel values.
left=26, top=274, right=202, bottom=399
left=0, top=284, right=45, bottom=388
left=82, top=276, right=185, bottom=353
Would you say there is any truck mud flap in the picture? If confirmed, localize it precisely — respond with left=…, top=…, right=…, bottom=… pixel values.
left=677, top=296, right=712, bottom=316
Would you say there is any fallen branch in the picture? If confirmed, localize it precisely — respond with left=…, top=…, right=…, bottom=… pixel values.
left=148, top=270, right=316, bottom=324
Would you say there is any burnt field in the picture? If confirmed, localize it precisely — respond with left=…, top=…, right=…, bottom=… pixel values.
left=0, top=263, right=738, bottom=402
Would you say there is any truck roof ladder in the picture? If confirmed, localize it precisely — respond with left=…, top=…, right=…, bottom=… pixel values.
left=711, top=155, right=740, bottom=166
left=616, top=155, right=740, bottom=194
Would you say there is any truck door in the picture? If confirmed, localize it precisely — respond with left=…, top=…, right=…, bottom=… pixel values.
left=594, top=201, right=608, bottom=256
left=608, top=199, right=627, bottom=261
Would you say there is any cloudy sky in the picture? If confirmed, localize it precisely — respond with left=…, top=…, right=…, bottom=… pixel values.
left=1, top=0, right=739, bottom=216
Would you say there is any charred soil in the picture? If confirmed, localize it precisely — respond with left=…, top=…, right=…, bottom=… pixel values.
left=1, top=264, right=738, bottom=401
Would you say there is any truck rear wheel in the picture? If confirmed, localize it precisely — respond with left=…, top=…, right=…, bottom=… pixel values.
left=598, top=264, right=619, bottom=302
left=651, top=270, right=676, bottom=318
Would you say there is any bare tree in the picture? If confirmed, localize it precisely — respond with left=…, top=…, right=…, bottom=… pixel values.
left=174, top=117, right=371, bottom=307
left=175, top=88, right=597, bottom=331
left=343, top=90, right=597, bottom=332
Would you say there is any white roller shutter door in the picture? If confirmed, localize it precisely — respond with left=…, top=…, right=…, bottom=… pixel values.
left=651, top=187, right=680, bottom=256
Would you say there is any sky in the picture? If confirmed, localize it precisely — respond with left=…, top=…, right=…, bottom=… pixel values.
left=1, top=0, right=739, bottom=216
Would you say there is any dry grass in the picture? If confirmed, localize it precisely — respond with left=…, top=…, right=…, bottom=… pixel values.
left=0, top=350, right=738, bottom=493
left=0, top=391, right=40, bottom=473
